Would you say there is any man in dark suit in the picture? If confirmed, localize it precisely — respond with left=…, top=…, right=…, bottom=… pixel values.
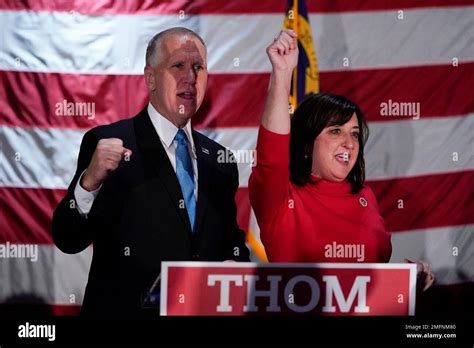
left=52, top=27, right=250, bottom=318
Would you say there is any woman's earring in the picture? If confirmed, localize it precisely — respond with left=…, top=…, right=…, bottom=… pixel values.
left=304, top=154, right=308, bottom=159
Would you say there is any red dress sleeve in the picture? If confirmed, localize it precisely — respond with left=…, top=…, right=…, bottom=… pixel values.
left=249, top=125, right=291, bottom=227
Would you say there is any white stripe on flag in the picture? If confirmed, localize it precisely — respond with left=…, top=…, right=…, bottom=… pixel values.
left=0, top=245, right=92, bottom=305
left=1, top=7, right=473, bottom=74
left=390, top=224, right=474, bottom=285
left=2, top=115, right=472, bottom=189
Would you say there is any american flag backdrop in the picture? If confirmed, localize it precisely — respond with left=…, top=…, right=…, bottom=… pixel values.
left=0, top=0, right=473, bottom=315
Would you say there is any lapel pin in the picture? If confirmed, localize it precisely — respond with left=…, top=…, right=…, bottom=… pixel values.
left=359, top=197, right=368, bottom=207
left=201, top=147, right=210, bottom=155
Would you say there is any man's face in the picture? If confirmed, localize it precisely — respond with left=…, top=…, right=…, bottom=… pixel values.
left=145, top=34, right=208, bottom=127
left=311, top=113, right=360, bottom=182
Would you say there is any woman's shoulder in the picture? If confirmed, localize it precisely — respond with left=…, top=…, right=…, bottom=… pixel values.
left=253, top=125, right=291, bottom=168
left=360, top=184, right=375, bottom=194
left=359, top=184, right=381, bottom=209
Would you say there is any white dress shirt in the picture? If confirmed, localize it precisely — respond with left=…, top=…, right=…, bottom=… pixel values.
left=74, top=103, right=198, bottom=216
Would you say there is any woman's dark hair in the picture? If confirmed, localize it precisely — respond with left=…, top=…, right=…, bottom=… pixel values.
left=289, top=92, right=369, bottom=194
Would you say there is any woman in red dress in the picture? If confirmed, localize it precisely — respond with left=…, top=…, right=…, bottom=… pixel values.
left=249, top=30, right=434, bottom=290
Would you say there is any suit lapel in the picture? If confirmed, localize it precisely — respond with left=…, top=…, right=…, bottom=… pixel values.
left=193, top=130, right=213, bottom=237
left=134, top=108, right=192, bottom=234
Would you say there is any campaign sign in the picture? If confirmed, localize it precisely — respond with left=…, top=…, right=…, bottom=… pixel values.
left=160, top=262, right=417, bottom=316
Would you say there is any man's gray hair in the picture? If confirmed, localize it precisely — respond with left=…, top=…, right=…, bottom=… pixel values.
left=145, top=27, right=207, bottom=67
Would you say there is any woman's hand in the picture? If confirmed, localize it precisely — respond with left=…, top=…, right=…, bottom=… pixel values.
left=406, top=259, right=435, bottom=292
left=266, top=30, right=299, bottom=74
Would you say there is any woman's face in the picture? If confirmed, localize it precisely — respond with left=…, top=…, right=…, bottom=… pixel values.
left=311, top=113, right=360, bottom=182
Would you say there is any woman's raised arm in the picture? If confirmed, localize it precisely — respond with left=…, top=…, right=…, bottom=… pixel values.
left=261, top=30, right=299, bottom=134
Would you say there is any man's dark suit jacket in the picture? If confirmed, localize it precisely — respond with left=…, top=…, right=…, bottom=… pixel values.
left=52, top=107, right=250, bottom=318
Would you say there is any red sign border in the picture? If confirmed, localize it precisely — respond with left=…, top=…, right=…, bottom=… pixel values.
left=160, top=262, right=417, bottom=316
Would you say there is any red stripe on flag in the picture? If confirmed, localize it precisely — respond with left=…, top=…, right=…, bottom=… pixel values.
left=321, top=64, right=474, bottom=121
left=0, top=72, right=147, bottom=129
left=0, top=71, right=267, bottom=129
left=2, top=63, right=473, bottom=129
left=0, top=303, right=81, bottom=316
left=2, top=171, right=472, bottom=244
left=51, top=304, right=82, bottom=316
left=1, top=186, right=65, bottom=244
left=0, top=186, right=251, bottom=244
left=369, top=171, right=474, bottom=233
left=0, top=0, right=472, bottom=15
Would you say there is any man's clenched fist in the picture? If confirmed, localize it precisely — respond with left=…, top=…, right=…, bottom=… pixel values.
left=81, top=138, right=132, bottom=191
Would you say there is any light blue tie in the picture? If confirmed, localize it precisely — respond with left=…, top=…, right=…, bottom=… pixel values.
left=174, top=129, right=196, bottom=232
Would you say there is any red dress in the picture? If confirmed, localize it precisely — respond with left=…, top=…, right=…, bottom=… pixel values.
left=249, top=126, right=392, bottom=263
